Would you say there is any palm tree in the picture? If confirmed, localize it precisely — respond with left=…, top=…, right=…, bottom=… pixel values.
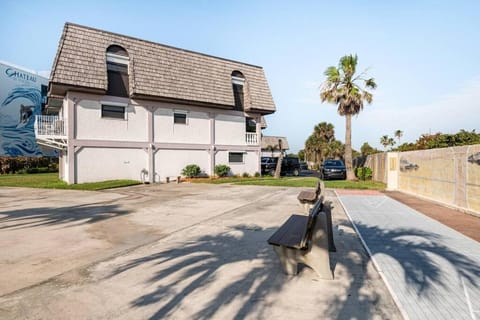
left=320, top=54, right=377, bottom=180
left=394, top=130, right=403, bottom=144
left=380, top=135, right=396, bottom=151
left=265, top=144, right=278, bottom=157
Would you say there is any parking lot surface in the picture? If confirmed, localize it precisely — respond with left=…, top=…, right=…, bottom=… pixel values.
left=0, top=183, right=400, bottom=319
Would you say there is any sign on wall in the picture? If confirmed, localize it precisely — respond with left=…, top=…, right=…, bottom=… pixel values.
left=0, top=61, right=55, bottom=157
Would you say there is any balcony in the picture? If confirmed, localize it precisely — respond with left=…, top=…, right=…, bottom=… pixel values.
left=34, top=115, right=67, bottom=149
left=245, top=132, right=259, bottom=145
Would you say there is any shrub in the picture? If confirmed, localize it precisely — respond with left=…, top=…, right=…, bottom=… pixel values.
left=355, top=167, right=373, bottom=180
left=0, top=157, right=58, bottom=174
left=242, top=172, right=250, bottom=178
left=214, top=164, right=230, bottom=177
left=254, top=172, right=261, bottom=177
left=181, top=164, right=201, bottom=178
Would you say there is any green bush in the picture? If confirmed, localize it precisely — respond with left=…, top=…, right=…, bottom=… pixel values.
left=0, top=157, right=58, bottom=175
left=355, top=167, right=373, bottom=180
left=214, top=164, right=230, bottom=177
left=181, top=164, right=201, bottom=178
left=254, top=172, right=261, bottom=177
left=242, top=172, right=250, bottom=178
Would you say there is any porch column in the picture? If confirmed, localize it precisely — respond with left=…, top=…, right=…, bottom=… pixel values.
left=147, top=107, right=155, bottom=183
left=256, top=116, right=262, bottom=173
left=209, top=113, right=215, bottom=176
left=67, top=96, right=76, bottom=184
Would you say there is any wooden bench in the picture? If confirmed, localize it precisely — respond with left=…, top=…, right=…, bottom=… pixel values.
left=297, top=180, right=324, bottom=213
left=267, top=199, right=333, bottom=279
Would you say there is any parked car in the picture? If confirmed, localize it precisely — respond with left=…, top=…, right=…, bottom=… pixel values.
left=299, top=161, right=308, bottom=170
left=261, top=157, right=300, bottom=176
left=321, top=159, right=346, bottom=180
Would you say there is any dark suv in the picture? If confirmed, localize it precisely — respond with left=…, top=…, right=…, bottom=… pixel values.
left=261, top=157, right=300, bottom=176
left=321, top=159, right=346, bottom=180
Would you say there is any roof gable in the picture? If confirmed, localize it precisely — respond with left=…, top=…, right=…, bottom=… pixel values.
left=49, top=23, right=275, bottom=114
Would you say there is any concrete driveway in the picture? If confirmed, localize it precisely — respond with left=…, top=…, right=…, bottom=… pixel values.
left=0, top=183, right=400, bottom=319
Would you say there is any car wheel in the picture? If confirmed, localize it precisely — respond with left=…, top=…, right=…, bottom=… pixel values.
left=269, top=169, right=275, bottom=176
left=293, top=169, right=299, bottom=176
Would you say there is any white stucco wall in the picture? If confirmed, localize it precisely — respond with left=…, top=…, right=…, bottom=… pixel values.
left=154, top=107, right=210, bottom=144
left=75, top=147, right=147, bottom=183
left=215, top=114, right=245, bottom=145
left=215, top=151, right=259, bottom=176
left=75, top=99, right=148, bottom=141
left=155, top=149, right=210, bottom=181
left=62, top=150, right=69, bottom=183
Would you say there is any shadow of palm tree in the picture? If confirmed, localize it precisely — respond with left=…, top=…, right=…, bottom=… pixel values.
left=355, top=222, right=479, bottom=291
left=325, top=218, right=480, bottom=319
left=109, top=225, right=286, bottom=319
left=104, top=199, right=479, bottom=319
left=0, top=204, right=129, bottom=229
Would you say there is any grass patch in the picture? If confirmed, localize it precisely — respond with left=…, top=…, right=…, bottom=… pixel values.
left=0, top=173, right=141, bottom=190
left=191, top=176, right=386, bottom=190
left=324, top=180, right=386, bottom=190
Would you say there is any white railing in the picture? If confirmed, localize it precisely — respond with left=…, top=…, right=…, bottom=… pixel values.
left=34, top=115, right=66, bottom=137
left=245, top=132, right=258, bottom=145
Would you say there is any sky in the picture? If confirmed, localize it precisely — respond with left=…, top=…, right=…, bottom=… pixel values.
left=1, top=0, right=479, bottom=152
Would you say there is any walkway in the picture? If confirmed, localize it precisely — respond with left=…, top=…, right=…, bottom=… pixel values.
left=337, top=190, right=480, bottom=320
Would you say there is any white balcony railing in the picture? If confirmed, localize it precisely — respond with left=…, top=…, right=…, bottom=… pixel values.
left=34, top=115, right=66, bottom=137
left=34, top=115, right=67, bottom=149
left=246, top=132, right=259, bottom=145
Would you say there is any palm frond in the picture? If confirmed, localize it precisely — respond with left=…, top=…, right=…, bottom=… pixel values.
left=365, top=78, right=377, bottom=89
left=324, top=66, right=340, bottom=82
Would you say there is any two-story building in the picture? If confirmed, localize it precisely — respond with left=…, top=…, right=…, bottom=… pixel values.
left=35, top=23, right=276, bottom=184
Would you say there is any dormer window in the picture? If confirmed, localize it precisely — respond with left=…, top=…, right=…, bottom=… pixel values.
left=231, top=71, right=245, bottom=111
left=106, top=45, right=129, bottom=97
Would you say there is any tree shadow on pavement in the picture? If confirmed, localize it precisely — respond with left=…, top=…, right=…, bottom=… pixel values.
left=104, top=198, right=480, bottom=320
left=325, top=216, right=480, bottom=319
left=109, top=224, right=289, bottom=319
left=0, top=204, right=129, bottom=229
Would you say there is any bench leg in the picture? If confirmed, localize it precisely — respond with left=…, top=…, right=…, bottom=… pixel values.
left=298, top=202, right=313, bottom=214
left=272, top=246, right=298, bottom=275
left=301, top=212, right=333, bottom=280
left=324, top=202, right=337, bottom=252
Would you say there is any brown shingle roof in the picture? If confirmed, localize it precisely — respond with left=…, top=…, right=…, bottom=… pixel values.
left=261, top=136, right=289, bottom=150
left=49, top=23, right=275, bottom=114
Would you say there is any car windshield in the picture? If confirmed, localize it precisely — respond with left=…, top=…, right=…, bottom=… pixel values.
left=262, top=157, right=277, bottom=163
left=324, top=160, right=344, bottom=166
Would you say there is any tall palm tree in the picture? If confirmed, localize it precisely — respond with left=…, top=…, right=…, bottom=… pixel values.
left=320, top=54, right=377, bottom=180
left=380, top=135, right=390, bottom=150
left=394, top=129, right=403, bottom=144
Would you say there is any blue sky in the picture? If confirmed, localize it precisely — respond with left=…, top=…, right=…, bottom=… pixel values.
left=1, top=0, right=479, bottom=152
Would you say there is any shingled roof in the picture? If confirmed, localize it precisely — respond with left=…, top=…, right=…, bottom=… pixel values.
left=261, top=136, right=289, bottom=150
left=49, top=23, right=275, bottom=114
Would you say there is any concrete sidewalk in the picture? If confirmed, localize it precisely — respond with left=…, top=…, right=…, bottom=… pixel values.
left=337, top=190, right=480, bottom=320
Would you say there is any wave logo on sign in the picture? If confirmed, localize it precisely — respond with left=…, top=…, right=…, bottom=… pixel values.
left=5, top=68, right=37, bottom=82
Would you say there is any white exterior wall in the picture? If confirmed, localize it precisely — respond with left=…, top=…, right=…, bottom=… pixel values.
left=75, top=147, right=147, bottom=183
left=155, top=149, right=210, bottom=181
left=59, top=94, right=262, bottom=184
left=75, top=99, right=148, bottom=141
left=154, top=106, right=210, bottom=144
left=215, top=151, right=259, bottom=176
left=215, top=114, right=245, bottom=145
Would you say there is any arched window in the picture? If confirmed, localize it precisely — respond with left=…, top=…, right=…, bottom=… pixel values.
left=106, top=45, right=129, bottom=97
left=231, top=71, right=245, bottom=111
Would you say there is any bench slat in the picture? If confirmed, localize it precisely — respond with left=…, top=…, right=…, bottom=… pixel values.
left=267, top=215, right=308, bottom=249
left=297, top=190, right=317, bottom=202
